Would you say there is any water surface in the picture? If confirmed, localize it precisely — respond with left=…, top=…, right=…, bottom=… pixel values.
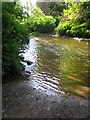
left=22, top=36, right=89, bottom=99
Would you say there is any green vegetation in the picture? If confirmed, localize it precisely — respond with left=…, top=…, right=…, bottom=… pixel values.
left=55, top=2, right=90, bottom=38
left=28, top=7, right=56, bottom=33
left=56, top=21, right=90, bottom=38
left=30, top=2, right=90, bottom=38
left=2, top=2, right=90, bottom=78
left=36, top=2, right=66, bottom=27
left=36, top=2, right=66, bottom=16
left=2, top=2, right=30, bottom=78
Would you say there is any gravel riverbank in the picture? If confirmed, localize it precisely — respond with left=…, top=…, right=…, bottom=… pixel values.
left=2, top=76, right=89, bottom=118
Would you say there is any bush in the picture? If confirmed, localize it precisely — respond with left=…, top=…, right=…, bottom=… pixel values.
left=54, top=16, right=61, bottom=27
left=70, top=23, right=90, bottom=38
left=29, top=16, right=56, bottom=33
left=37, top=16, right=56, bottom=33
left=55, top=3, right=90, bottom=38
left=55, top=21, right=72, bottom=36
left=29, top=8, right=56, bottom=33
left=56, top=21, right=90, bottom=38
left=2, top=3, right=30, bottom=78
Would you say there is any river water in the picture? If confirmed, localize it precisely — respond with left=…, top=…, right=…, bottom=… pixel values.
left=22, top=36, right=89, bottom=99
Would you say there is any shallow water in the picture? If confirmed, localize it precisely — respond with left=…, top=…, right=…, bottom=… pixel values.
left=22, top=36, right=89, bottom=99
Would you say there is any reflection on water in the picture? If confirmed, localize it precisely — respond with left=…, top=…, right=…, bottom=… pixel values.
left=22, top=36, right=89, bottom=98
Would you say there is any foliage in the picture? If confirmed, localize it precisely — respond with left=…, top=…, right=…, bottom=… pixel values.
left=29, top=7, right=56, bottom=33
left=55, top=21, right=72, bottom=35
left=36, top=2, right=66, bottom=16
left=32, top=7, right=45, bottom=18
left=36, top=2, right=66, bottom=27
left=54, top=16, right=61, bottom=27
left=2, top=2, right=30, bottom=77
left=55, top=2, right=90, bottom=38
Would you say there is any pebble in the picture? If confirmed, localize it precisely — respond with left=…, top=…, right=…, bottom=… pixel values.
left=24, top=81, right=27, bottom=83
left=6, top=98, right=8, bottom=101
left=36, top=97, right=38, bottom=100
left=33, top=88, right=36, bottom=90
left=47, top=107, right=50, bottom=111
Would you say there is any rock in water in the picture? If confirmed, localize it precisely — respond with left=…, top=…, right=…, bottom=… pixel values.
left=23, top=65, right=25, bottom=71
left=22, top=71, right=31, bottom=76
left=23, top=60, right=33, bottom=65
left=27, top=61, right=33, bottom=65
left=25, top=71, right=31, bottom=74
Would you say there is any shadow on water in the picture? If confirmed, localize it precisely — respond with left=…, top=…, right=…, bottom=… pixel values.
left=22, top=36, right=89, bottom=99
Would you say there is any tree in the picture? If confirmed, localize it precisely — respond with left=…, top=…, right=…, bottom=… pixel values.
left=36, top=2, right=66, bottom=16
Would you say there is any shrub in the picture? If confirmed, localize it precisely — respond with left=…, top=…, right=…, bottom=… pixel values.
left=2, top=3, right=30, bottom=78
left=37, top=16, right=56, bottom=33
left=55, top=21, right=72, bottom=36
left=29, top=8, right=56, bottom=33
left=56, top=21, right=90, bottom=38
left=29, top=16, right=56, bottom=33
left=70, top=23, right=90, bottom=38
left=55, top=3, right=90, bottom=38
left=54, top=16, right=61, bottom=27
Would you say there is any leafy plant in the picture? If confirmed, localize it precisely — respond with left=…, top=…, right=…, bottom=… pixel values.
left=55, top=2, right=90, bottom=38
left=2, top=2, right=30, bottom=78
left=29, top=7, right=56, bottom=33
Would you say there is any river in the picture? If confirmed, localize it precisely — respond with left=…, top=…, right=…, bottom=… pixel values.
left=22, top=36, right=89, bottom=99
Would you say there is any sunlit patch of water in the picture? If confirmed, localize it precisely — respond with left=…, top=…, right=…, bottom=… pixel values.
left=22, top=36, right=89, bottom=99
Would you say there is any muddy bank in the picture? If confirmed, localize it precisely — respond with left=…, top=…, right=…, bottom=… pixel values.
left=2, top=77, right=89, bottom=118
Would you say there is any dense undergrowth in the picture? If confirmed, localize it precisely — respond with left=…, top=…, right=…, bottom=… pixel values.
left=2, top=2, right=90, bottom=78
left=55, top=3, right=90, bottom=38
left=56, top=21, right=90, bottom=38
left=29, top=2, right=90, bottom=38
left=28, top=8, right=56, bottom=33
left=2, top=2, right=30, bottom=78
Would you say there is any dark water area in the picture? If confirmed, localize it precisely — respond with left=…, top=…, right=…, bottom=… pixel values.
left=22, top=36, right=89, bottom=99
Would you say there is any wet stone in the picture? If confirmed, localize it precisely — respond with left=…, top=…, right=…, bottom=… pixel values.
left=33, top=88, right=36, bottom=90
left=24, top=81, right=27, bottom=83
left=47, top=107, right=50, bottom=111
left=36, top=97, right=38, bottom=100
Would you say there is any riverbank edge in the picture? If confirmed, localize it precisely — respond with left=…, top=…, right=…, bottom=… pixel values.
left=30, top=32, right=90, bottom=42
left=2, top=76, right=89, bottom=118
